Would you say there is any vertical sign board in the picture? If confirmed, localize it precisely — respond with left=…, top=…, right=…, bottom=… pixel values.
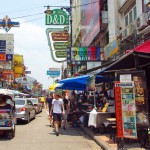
left=115, top=81, right=123, bottom=138
left=115, top=82, right=137, bottom=139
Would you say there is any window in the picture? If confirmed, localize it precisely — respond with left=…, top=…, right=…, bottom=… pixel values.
left=124, top=6, right=137, bottom=27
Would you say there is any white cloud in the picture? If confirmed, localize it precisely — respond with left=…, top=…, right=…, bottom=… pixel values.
left=8, top=22, right=62, bottom=89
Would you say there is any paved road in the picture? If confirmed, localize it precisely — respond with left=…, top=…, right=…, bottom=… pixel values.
left=0, top=109, right=101, bottom=150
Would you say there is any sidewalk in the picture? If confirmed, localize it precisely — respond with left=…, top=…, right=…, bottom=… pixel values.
left=82, top=127, right=148, bottom=150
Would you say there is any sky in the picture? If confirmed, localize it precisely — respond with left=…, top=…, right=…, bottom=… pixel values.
left=0, top=0, right=69, bottom=89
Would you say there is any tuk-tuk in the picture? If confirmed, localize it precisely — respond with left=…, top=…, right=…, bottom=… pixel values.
left=0, top=89, right=16, bottom=139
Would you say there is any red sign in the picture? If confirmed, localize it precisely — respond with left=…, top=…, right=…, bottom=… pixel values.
left=115, top=82, right=123, bottom=137
left=0, top=54, right=6, bottom=60
left=51, top=32, right=69, bottom=41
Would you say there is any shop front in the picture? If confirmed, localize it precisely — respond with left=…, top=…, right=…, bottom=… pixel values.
left=96, top=39, right=150, bottom=148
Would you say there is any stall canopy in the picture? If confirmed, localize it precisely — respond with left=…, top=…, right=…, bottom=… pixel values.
left=56, top=75, right=111, bottom=91
left=96, top=40, right=150, bottom=75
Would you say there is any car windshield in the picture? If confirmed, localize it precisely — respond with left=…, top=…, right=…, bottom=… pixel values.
left=28, top=99, right=38, bottom=104
left=15, top=100, right=25, bottom=105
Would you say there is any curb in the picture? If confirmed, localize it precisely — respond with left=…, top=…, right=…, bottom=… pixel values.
left=82, top=127, right=112, bottom=150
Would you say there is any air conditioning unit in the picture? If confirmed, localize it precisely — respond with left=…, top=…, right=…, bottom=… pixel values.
left=136, top=13, right=148, bottom=31
left=130, top=22, right=137, bottom=33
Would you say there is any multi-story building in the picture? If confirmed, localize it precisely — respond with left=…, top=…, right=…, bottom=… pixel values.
left=70, top=0, right=150, bottom=74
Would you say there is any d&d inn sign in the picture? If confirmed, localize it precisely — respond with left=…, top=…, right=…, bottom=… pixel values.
left=45, top=9, right=69, bottom=25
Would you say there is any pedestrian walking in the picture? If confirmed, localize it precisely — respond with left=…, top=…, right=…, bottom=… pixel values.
left=47, top=93, right=53, bottom=127
left=62, top=92, right=69, bottom=130
left=50, top=92, right=65, bottom=136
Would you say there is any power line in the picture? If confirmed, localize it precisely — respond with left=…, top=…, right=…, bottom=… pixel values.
left=0, top=1, right=99, bottom=21
left=20, top=17, right=44, bottom=24
left=0, top=0, right=69, bottom=15
left=12, top=12, right=44, bottom=20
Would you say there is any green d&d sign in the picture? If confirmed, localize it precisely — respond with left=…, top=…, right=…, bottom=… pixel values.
left=45, top=9, right=69, bottom=25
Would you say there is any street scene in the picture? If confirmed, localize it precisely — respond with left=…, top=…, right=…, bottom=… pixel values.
left=0, top=109, right=101, bottom=150
left=0, top=0, right=150, bottom=150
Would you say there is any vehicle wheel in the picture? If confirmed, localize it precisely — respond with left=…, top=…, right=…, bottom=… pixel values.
left=33, top=111, right=36, bottom=119
left=6, top=128, right=15, bottom=139
left=26, top=113, right=30, bottom=123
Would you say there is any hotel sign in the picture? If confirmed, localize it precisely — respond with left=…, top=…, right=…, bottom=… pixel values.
left=45, top=9, right=69, bottom=25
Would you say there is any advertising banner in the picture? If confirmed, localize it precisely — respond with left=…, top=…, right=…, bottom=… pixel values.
left=115, top=81, right=137, bottom=139
left=81, top=0, right=100, bottom=46
left=71, top=47, right=100, bottom=61
left=14, top=55, right=23, bottom=66
left=104, top=38, right=119, bottom=60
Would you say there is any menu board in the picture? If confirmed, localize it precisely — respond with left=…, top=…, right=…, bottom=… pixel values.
left=121, top=82, right=137, bottom=139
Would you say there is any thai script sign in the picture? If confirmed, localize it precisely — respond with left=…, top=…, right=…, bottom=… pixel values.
left=45, top=9, right=69, bottom=25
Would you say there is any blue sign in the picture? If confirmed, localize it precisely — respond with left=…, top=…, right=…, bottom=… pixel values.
left=47, top=70, right=60, bottom=77
left=6, top=54, right=13, bottom=61
left=0, top=40, right=6, bottom=49
left=25, top=71, right=31, bottom=74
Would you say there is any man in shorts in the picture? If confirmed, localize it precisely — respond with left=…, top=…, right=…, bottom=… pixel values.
left=50, top=93, right=65, bottom=136
left=62, top=92, right=69, bottom=130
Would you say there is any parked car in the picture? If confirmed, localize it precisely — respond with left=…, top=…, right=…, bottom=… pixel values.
left=15, top=98, right=36, bottom=123
left=27, top=98, right=42, bottom=114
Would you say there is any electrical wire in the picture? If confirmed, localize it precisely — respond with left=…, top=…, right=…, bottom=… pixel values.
left=0, top=0, right=99, bottom=21
left=12, top=12, right=44, bottom=20
left=0, top=0, right=69, bottom=15
left=20, top=17, right=44, bottom=24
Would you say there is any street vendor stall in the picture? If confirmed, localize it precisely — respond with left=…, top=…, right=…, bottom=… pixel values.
left=96, top=40, right=150, bottom=148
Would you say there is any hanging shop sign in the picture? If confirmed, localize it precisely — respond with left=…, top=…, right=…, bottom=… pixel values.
left=115, top=81, right=137, bottom=139
left=45, top=9, right=69, bottom=25
left=53, top=42, right=69, bottom=50
left=46, top=27, right=69, bottom=62
left=71, top=47, right=100, bottom=61
left=52, top=32, right=69, bottom=41
left=104, top=38, right=119, bottom=60
left=46, top=68, right=60, bottom=78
